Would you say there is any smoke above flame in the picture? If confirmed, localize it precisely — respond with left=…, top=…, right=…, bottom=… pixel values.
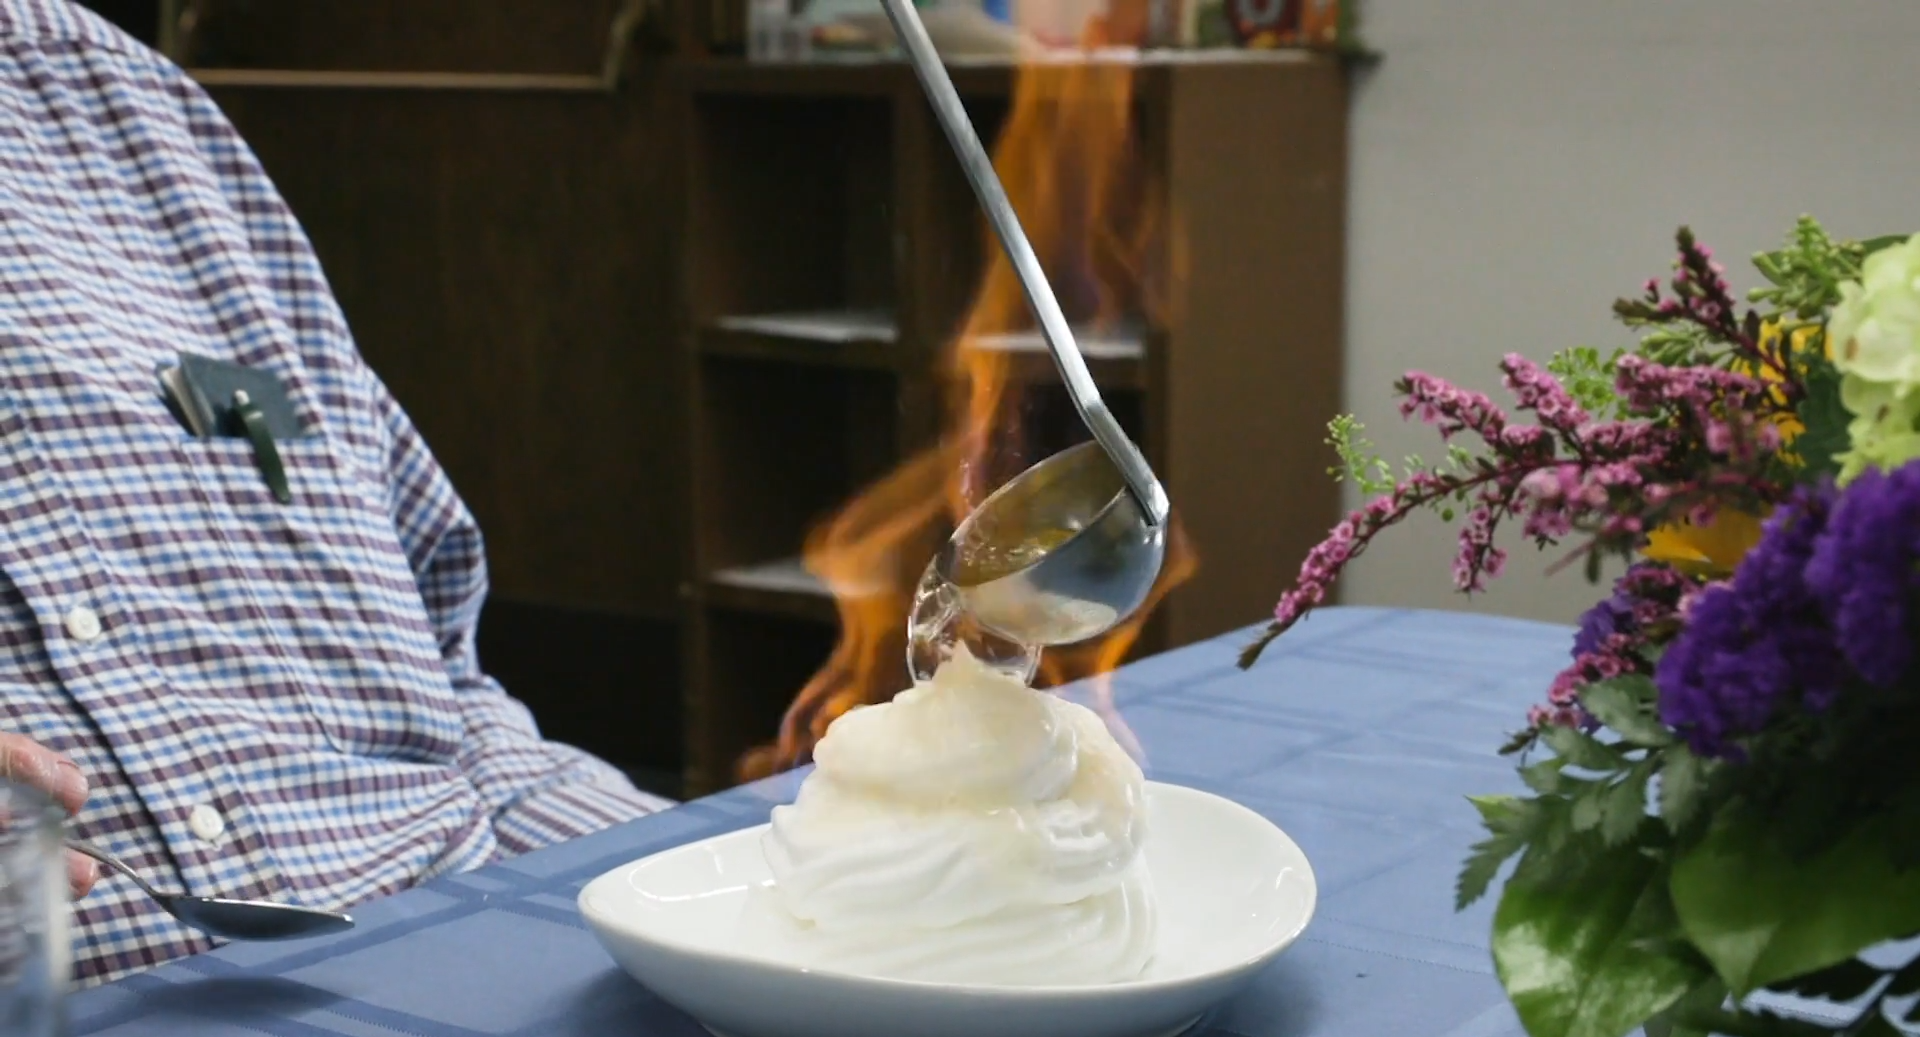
left=738, top=24, right=1197, bottom=782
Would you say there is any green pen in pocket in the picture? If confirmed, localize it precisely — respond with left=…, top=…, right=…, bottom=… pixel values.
left=231, top=389, right=290, bottom=504
left=160, top=352, right=304, bottom=503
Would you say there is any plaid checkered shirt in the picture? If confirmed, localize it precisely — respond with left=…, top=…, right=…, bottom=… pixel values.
left=0, top=0, right=672, bottom=984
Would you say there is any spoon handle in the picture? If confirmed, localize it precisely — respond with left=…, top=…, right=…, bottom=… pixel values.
left=876, top=0, right=1169, bottom=527
left=66, top=838, right=168, bottom=903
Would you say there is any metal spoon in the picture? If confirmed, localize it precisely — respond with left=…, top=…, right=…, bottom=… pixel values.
left=67, top=839, right=354, bottom=941
left=879, top=0, right=1171, bottom=647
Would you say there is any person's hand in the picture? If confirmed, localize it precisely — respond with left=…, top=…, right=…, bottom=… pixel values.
left=0, top=733, right=98, bottom=898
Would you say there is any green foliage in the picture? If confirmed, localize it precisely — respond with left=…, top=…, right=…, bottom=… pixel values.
left=1791, top=355, right=1851, bottom=481
left=1656, top=745, right=1710, bottom=834
left=1492, top=841, right=1707, bottom=1037
left=1458, top=795, right=1536, bottom=910
left=1547, top=346, right=1627, bottom=420
left=1327, top=414, right=1395, bottom=495
left=1540, top=724, right=1627, bottom=772
left=1432, top=217, right=1920, bottom=1037
left=1748, top=216, right=1901, bottom=319
left=1325, top=415, right=1478, bottom=519
left=1579, top=677, right=1673, bottom=749
left=1619, top=320, right=1715, bottom=370
left=1669, top=811, right=1920, bottom=995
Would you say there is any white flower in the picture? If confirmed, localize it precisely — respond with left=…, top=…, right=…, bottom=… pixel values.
left=1829, top=234, right=1920, bottom=392
left=1828, top=234, right=1920, bottom=481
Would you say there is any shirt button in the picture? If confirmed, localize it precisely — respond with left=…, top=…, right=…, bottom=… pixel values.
left=64, top=605, right=103, bottom=642
left=188, top=804, right=226, bottom=843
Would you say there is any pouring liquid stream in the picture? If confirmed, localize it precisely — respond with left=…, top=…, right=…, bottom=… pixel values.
left=906, top=527, right=1082, bottom=684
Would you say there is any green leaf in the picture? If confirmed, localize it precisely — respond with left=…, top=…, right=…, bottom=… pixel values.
left=1581, top=678, right=1674, bottom=748
left=1670, top=811, right=1920, bottom=995
left=1659, top=746, right=1708, bottom=832
left=1602, top=764, right=1654, bottom=847
left=1645, top=980, right=1725, bottom=1037
left=1857, top=234, right=1910, bottom=256
left=1460, top=830, right=1527, bottom=911
left=1470, top=794, right=1526, bottom=827
left=1493, top=845, right=1706, bottom=1037
left=1572, top=784, right=1608, bottom=834
left=1542, top=724, right=1628, bottom=773
left=1461, top=795, right=1543, bottom=909
left=1522, top=758, right=1574, bottom=795
left=1791, top=358, right=1851, bottom=481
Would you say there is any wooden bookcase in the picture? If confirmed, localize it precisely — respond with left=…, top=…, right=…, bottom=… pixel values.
left=675, top=54, right=1350, bottom=794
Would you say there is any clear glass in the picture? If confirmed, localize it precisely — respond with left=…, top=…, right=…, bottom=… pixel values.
left=748, top=0, right=813, bottom=61
left=0, top=781, right=67, bottom=1037
left=906, top=558, right=1040, bottom=684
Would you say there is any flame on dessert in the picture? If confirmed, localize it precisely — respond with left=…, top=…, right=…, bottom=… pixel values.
left=737, top=21, right=1197, bottom=783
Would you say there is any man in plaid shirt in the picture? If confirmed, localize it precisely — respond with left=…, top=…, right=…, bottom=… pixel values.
left=0, top=0, right=673, bottom=983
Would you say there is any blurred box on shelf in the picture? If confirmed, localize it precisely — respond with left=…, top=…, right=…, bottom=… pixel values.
left=741, top=0, right=1036, bottom=61
left=1143, top=0, right=1361, bottom=53
left=744, top=0, right=1365, bottom=64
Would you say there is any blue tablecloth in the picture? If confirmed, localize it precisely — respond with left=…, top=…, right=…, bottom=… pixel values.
left=65, top=606, right=1573, bottom=1037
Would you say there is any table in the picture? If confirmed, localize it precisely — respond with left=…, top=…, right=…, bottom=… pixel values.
left=66, top=606, right=1573, bottom=1037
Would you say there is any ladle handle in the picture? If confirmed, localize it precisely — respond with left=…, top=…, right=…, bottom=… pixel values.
left=877, top=0, right=1170, bottom=527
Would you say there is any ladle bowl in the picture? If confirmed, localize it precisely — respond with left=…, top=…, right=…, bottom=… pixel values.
left=938, top=441, right=1166, bottom=647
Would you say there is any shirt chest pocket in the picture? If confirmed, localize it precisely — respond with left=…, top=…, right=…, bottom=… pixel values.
left=174, top=434, right=465, bottom=763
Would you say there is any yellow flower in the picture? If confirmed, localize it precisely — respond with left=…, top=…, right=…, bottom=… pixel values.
left=1746, top=318, right=1821, bottom=441
left=1641, top=508, right=1767, bottom=577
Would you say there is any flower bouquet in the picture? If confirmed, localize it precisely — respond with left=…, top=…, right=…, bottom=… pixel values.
left=1241, top=219, right=1920, bottom=1037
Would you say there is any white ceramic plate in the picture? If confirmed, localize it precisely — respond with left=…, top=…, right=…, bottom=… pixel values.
left=578, top=783, right=1316, bottom=1037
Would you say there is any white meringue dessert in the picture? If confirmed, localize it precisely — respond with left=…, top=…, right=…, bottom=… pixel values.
left=738, top=646, right=1155, bottom=985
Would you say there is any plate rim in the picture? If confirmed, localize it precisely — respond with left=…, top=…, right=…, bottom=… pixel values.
left=578, top=781, right=1318, bottom=998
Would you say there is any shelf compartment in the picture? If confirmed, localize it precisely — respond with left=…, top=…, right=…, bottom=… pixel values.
left=683, top=609, right=840, bottom=795
left=695, top=306, right=1147, bottom=387
left=689, top=358, right=901, bottom=578
left=699, top=308, right=899, bottom=370
left=701, top=557, right=835, bottom=623
left=685, top=94, right=896, bottom=323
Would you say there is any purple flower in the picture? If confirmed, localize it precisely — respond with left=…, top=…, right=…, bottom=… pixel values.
left=1571, top=563, right=1682, bottom=658
left=1804, top=463, right=1920, bottom=687
left=1654, top=485, right=1841, bottom=757
left=1573, top=586, right=1636, bottom=658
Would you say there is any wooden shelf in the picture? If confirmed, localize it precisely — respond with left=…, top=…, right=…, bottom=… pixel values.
left=966, top=325, right=1148, bottom=390
left=699, top=310, right=900, bottom=371
left=674, top=57, right=1016, bottom=98
left=697, top=308, right=1146, bottom=386
left=701, top=558, right=836, bottom=624
left=671, top=50, right=1325, bottom=99
left=680, top=56, right=1350, bottom=795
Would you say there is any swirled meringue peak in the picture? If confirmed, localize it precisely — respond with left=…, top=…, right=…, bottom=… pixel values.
left=741, top=646, right=1155, bottom=986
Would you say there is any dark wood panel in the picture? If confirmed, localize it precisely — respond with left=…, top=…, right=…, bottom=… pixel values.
left=1160, top=57, right=1348, bottom=644
left=73, top=0, right=159, bottom=44
left=179, top=0, right=627, bottom=74
left=683, top=94, right=895, bottom=322
left=477, top=597, right=682, bottom=795
left=210, top=70, right=685, bottom=620
left=682, top=608, right=835, bottom=796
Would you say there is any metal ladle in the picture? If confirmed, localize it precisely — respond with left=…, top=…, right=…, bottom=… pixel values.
left=880, top=0, right=1171, bottom=648
left=68, top=839, right=355, bottom=942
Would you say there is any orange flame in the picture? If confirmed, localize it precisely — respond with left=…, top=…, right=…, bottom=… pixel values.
left=739, top=26, right=1198, bottom=783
